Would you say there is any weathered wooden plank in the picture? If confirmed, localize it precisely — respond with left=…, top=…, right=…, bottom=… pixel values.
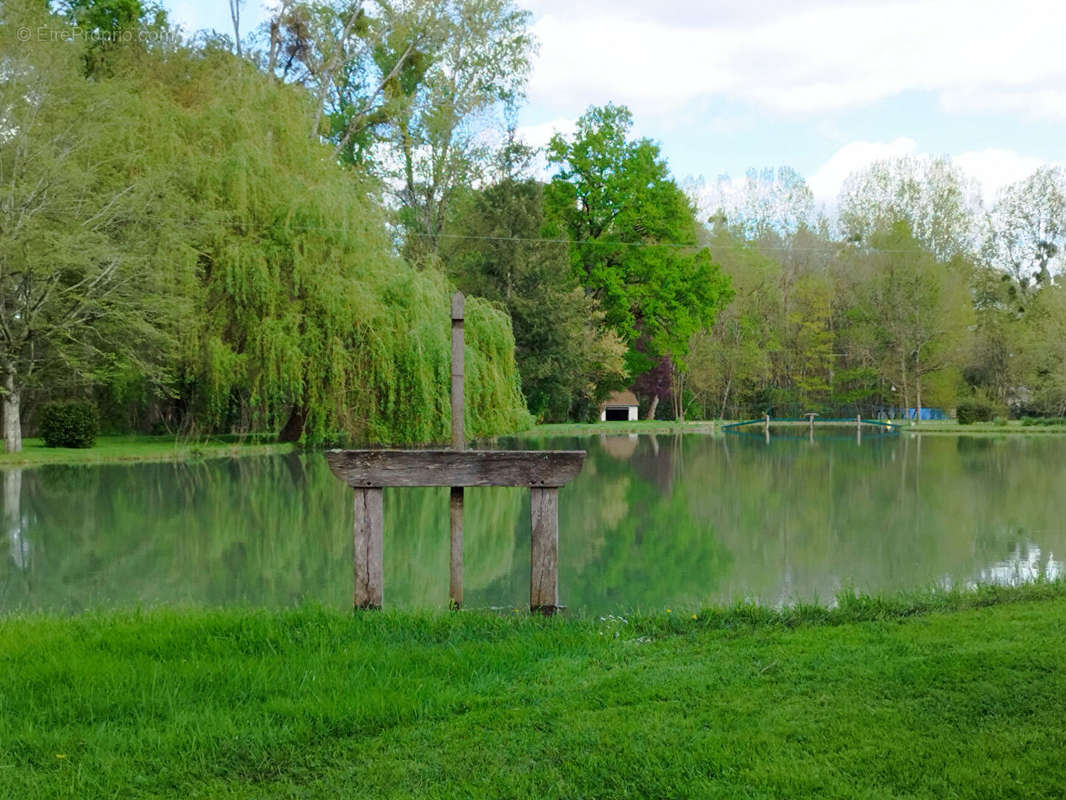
left=530, top=487, right=559, bottom=614
left=352, top=487, right=383, bottom=609
left=327, top=450, right=586, bottom=488
left=449, top=486, right=463, bottom=608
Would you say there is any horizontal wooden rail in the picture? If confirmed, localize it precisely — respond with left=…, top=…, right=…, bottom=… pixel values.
left=326, top=449, right=586, bottom=488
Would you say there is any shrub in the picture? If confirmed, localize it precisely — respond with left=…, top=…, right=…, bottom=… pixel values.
left=956, top=399, right=994, bottom=425
left=38, top=401, right=99, bottom=448
left=1021, top=416, right=1066, bottom=427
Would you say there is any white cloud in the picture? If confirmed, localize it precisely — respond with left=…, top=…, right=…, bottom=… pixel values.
left=513, top=117, right=575, bottom=180
left=807, top=138, right=918, bottom=201
left=524, top=0, right=1066, bottom=119
left=515, top=117, right=575, bottom=150
left=953, top=149, right=1050, bottom=202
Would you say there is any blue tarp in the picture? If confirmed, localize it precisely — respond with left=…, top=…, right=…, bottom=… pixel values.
left=884, top=407, right=948, bottom=421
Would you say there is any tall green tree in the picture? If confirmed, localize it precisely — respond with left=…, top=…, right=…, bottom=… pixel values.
left=0, top=1, right=185, bottom=452
left=545, top=104, right=732, bottom=413
left=386, top=0, right=533, bottom=262
left=856, top=223, right=973, bottom=420
left=2, top=0, right=532, bottom=448
left=265, top=0, right=535, bottom=264
left=440, top=165, right=625, bottom=421
left=134, top=43, right=530, bottom=444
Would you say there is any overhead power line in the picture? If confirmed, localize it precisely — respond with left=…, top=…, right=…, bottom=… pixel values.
left=260, top=224, right=941, bottom=256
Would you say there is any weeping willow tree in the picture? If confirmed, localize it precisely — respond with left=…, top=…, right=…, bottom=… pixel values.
left=116, top=42, right=530, bottom=444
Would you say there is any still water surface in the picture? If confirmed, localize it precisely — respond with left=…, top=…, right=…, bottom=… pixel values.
left=1, top=434, right=1062, bottom=613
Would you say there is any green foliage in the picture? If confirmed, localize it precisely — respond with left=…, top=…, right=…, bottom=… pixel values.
left=274, top=0, right=536, bottom=262
left=0, top=2, right=531, bottom=447
left=166, top=50, right=530, bottom=444
left=956, top=398, right=995, bottom=425
left=37, top=401, right=99, bottom=448
left=0, top=0, right=183, bottom=453
left=441, top=172, right=626, bottom=421
left=838, top=155, right=982, bottom=261
left=545, top=104, right=733, bottom=380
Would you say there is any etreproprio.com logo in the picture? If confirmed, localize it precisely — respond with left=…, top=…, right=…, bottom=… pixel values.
left=17, top=26, right=181, bottom=44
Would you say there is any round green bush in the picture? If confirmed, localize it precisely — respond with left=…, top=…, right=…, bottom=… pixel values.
left=956, top=399, right=994, bottom=425
left=38, top=401, right=99, bottom=448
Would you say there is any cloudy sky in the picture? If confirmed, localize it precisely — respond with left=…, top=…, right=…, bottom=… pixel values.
left=171, top=0, right=1065, bottom=204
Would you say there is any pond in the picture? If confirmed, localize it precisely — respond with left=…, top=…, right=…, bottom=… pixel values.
left=1, top=433, right=1063, bottom=614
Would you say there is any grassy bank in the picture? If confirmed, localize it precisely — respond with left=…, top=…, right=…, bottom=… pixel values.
left=6, top=419, right=1066, bottom=468
left=0, top=435, right=295, bottom=468
left=2, top=582, right=1065, bottom=798
left=899, top=420, right=1066, bottom=435
left=518, top=418, right=1066, bottom=439
left=516, top=420, right=716, bottom=438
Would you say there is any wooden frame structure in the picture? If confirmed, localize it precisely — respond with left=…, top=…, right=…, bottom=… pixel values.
left=326, top=293, right=587, bottom=614
left=326, top=449, right=585, bottom=613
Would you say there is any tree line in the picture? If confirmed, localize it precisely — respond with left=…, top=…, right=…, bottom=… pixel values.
left=680, top=160, right=1066, bottom=422
left=2, top=0, right=1064, bottom=454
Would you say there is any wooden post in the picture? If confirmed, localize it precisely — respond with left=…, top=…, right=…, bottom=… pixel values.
left=451, top=292, right=465, bottom=449
left=353, top=487, right=383, bottom=609
left=530, top=487, right=559, bottom=614
left=449, top=487, right=463, bottom=607
left=857, top=414, right=862, bottom=446
left=450, top=292, right=465, bottom=609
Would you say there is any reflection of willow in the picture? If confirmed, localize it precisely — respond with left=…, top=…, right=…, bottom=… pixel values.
left=0, top=454, right=526, bottom=612
left=2, top=456, right=352, bottom=611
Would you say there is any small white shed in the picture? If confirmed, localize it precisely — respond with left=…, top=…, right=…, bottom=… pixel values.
left=600, top=391, right=639, bottom=422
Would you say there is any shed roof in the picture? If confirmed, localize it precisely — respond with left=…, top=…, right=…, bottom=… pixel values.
left=603, top=390, right=639, bottom=407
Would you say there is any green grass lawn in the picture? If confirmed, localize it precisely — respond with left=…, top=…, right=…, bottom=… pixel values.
left=0, top=435, right=295, bottom=468
left=897, top=420, right=1066, bottom=435
left=2, top=582, right=1065, bottom=798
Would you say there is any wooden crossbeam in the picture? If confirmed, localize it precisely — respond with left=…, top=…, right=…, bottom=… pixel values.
left=326, top=449, right=586, bottom=488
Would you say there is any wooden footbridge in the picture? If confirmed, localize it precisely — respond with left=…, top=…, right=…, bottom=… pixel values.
left=723, top=414, right=899, bottom=443
left=326, top=293, right=585, bottom=614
